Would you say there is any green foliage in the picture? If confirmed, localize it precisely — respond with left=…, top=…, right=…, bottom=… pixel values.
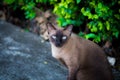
left=21, top=2, right=36, bottom=19
left=4, top=0, right=15, bottom=4
left=80, top=1, right=120, bottom=42
left=51, top=0, right=83, bottom=26
left=50, top=0, right=120, bottom=43
left=3, top=0, right=36, bottom=19
left=3, top=0, right=120, bottom=43
left=35, top=0, right=48, bottom=3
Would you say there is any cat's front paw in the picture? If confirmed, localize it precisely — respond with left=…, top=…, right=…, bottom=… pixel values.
left=67, top=76, right=76, bottom=80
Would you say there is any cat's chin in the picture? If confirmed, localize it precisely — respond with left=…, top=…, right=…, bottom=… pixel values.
left=55, top=44, right=63, bottom=48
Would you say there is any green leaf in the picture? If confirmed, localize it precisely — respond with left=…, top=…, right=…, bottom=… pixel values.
left=24, top=28, right=29, bottom=32
left=18, top=0, right=24, bottom=5
left=4, top=0, right=15, bottom=4
left=93, top=35, right=101, bottom=43
left=62, top=22, right=68, bottom=26
left=114, top=14, right=120, bottom=19
left=113, top=31, right=119, bottom=38
left=66, top=19, right=72, bottom=24
left=106, top=21, right=110, bottom=30
left=76, top=0, right=81, bottom=4
left=93, top=14, right=99, bottom=19
left=57, top=17, right=66, bottom=26
left=36, top=0, right=39, bottom=3
left=85, top=33, right=97, bottom=39
left=81, top=7, right=85, bottom=13
left=98, top=3, right=102, bottom=9
left=78, top=32, right=85, bottom=37
left=88, top=13, right=92, bottom=19
left=99, top=24, right=103, bottom=30
left=90, top=25, right=98, bottom=32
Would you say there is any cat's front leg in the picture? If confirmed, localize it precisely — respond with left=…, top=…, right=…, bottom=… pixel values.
left=59, top=58, right=68, bottom=68
left=67, top=67, right=79, bottom=80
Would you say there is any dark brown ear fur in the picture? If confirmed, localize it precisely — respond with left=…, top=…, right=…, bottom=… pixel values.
left=63, top=25, right=73, bottom=36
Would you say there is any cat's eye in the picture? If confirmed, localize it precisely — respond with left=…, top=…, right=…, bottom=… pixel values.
left=62, top=36, right=67, bottom=40
left=52, top=35, right=57, bottom=39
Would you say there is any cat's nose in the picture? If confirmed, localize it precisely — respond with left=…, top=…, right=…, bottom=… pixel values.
left=56, top=42, right=62, bottom=47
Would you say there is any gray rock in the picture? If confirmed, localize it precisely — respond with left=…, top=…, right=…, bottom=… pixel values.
left=0, top=21, right=67, bottom=80
left=0, top=21, right=119, bottom=80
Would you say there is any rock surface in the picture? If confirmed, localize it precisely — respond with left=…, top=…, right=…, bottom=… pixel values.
left=0, top=21, right=120, bottom=80
left=0, top=21, right=67, bottom=80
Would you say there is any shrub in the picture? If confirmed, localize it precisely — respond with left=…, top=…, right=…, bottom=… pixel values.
left=51, top=0, right=120, bottom=43
left=2, top=0, right=120, bottom=43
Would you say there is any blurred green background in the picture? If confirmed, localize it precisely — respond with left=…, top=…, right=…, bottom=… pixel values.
left=1, top=0, right=120, bottom=43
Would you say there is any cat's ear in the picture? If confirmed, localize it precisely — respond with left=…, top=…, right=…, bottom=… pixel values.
left=64, top=25, right=73, bottom=35
left=47, top=22, right=56, bottom=33
left=64, top=25, right=73, bottom=32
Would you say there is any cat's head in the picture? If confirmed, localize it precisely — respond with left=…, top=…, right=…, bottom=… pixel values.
left=47, top=23, right=73, bottom=47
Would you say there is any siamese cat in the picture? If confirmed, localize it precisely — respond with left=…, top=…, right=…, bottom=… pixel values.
left=47, top=23, right=114, bottom=80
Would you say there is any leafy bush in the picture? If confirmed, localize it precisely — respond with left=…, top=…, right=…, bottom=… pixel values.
left=2, top=0, right=120, bottom=43
left=80, top=1, right=120, bottom=42
left=50, top=0, right=120, bottom=43
left=3, top=0, right=36, bottom=19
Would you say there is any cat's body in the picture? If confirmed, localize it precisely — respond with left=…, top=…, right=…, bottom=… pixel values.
left=47, top=23, right=114, bottom=80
